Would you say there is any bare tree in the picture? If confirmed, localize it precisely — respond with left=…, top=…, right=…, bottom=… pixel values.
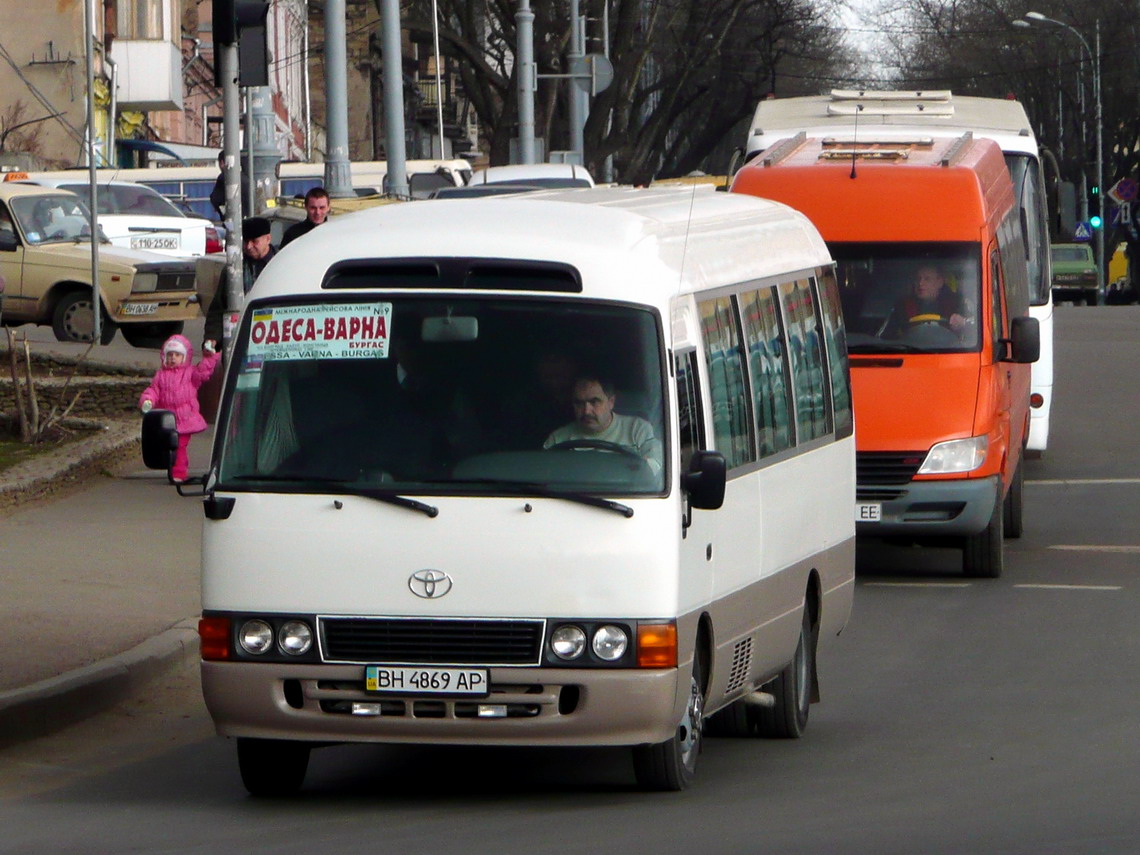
left=400, top=0, right=857, bottom=180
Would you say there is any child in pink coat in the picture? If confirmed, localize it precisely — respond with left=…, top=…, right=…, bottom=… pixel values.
left=140, top=334, right=220, bottom=482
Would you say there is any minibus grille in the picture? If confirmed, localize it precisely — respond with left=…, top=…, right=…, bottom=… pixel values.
left=857, top=452, right=924, bottom=486
left=319, top=617, right=545, bottom=665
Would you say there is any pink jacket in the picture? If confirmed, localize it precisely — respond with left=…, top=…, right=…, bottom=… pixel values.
left=139, top=334, right=220, bottom=435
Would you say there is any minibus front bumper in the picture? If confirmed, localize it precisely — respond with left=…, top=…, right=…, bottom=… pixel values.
left=200, top=661, right=687, bottom=747
left=856, top=474, right=999, bottom=537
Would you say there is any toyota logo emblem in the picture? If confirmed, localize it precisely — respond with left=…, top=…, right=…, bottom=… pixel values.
left=409, top=569, right=452, bottom=599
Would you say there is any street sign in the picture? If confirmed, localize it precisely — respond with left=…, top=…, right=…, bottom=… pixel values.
left=569, top=54, right=614, bottom=96
left=1110, top=202, right=1131, bottom=227
left=1073, top=222, right=1093, bottom=241
left=1108, top=178, right=1139, bottom=204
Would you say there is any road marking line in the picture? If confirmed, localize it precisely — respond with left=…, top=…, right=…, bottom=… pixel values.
left=861, top=582, right=972, bottom=588
left=1028, top=478, right=1140, bottom=486
left=1047, top=545, right=1140, bottom=553
left=1014, top=584, right=1122, bottom=591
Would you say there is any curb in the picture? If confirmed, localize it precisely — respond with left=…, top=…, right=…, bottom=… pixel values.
left=0, top=619, right=200, bottom=748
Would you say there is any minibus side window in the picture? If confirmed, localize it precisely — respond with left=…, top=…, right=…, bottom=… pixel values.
left=674, top=350, right=705, bottom=472
left=779, top=278, right=831, bottom=442
left=739, top=286, right=794, bottom=456
left=817, top=269, right=854, bottom=440
left=698, top=296, right=754, bottom=468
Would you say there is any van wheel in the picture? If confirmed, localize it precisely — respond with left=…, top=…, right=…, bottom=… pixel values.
left=964, top=492, right=1004, bottom=578
left=52, top=291, right=116, bottom=344
left=632, top=651, right=704, bottom=790
left=1003, top=458, right=1024, bottom=539
left=752, top=607, right=814, bottom=739
left=121, top=321, right=185, bottom=349
left=237, top=738, right=310, bottom=797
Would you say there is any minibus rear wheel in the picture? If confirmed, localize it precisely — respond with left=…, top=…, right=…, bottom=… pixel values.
left=632, top=650, right=705, bottom=791
left=237, top=737, right=311, bottom=797
left=752, top=606, right=815, bottom=739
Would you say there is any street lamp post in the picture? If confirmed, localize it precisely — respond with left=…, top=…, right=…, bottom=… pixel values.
left=1016, top=12, right=1103, bottom=302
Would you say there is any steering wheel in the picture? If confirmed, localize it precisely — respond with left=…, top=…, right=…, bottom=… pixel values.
left=548, top=439, right=644, bottom=460
left=908, top=312, right=953, bottom=329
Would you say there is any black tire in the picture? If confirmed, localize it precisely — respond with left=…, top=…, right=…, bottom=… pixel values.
left=52, top=290, right=117, bottom=344
left=704, top=695, right=751, bottom=737
left=752, top=607, right=815, bottom=739
left=236, top=738, right=311, bottom=797
left=1003, top=457, right=1024, bottom=539
left=963, top=490, right=1004, bottom=578
left=632, top=649, right=705, bottom=791
left=121, top=321, right=185, bottom=349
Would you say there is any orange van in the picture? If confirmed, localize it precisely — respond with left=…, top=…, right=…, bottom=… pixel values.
left=732, top=133, right=1039, bottom=577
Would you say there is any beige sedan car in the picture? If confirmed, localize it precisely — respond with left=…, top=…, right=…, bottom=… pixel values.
left=0, top=181, right=205, bottom=346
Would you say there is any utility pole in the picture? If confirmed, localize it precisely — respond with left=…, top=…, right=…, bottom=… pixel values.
left=323, top=0, right=354, bottom=198
left=516, top=0, right=536, bottom=164
left=567, top=0, right=585, bottom=161
left=379, top=0, right=409, bottom=197
left=220, top=42, right=245, bottom=352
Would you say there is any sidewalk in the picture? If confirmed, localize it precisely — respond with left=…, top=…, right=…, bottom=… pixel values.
left=0, top=331, right=211, bottom=746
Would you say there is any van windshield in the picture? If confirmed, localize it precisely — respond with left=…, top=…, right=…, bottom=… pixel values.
left=216, top=297, right=667, bottom=496
left=830, top=243, right=982, bottom=354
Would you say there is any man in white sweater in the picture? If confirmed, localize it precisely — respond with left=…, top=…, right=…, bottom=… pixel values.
left=543, top=375, right=662, bottom=473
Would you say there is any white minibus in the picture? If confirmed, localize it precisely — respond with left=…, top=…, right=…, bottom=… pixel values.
left=143, top=186, right=855, bottom=794
left=744, top=90, right=1054, bottom=455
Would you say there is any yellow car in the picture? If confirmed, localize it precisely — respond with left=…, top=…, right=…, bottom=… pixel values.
left=0, top=181, right=204, bottom=346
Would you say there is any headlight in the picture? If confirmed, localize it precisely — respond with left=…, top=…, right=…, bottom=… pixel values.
left=592, top=625, right=629, bottom=661
left=278, top=620, right=313, bottom=656
left=918, top=436, right=988, bottom=474
left=551, top=625, right=587, bottom=660
left=238, top=619, right=274, bottom=655
left=130, top=272, right=158, bottom=293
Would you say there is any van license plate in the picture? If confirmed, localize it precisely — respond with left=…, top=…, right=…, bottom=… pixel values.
left=856, top=502, right=882, bottom=522
left=365, top=665, right=489, bottom=697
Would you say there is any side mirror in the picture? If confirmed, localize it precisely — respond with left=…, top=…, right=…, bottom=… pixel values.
left=1003, top=316, right=1040, bottom=364
left=0, top=230, right=18, bottom=252
left=682, top=450, right=726, bottom=510
left=141, top=409, right=179, bottom=472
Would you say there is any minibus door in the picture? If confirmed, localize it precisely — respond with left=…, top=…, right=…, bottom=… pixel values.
left=676, top=350, right=718, bottom=603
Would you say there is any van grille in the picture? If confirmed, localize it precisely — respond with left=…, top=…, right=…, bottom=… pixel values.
left=857, top=452, right=924, bottom=486
left=319, top=617, right=545, bottom=665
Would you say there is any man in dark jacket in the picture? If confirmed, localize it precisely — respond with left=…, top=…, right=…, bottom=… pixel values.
left=280, top=187, right=331, bottom=247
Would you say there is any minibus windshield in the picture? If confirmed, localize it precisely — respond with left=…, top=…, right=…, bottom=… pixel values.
left=216, top=296, right=667, bottom=496
left=830, top=243, right=982, bottom=354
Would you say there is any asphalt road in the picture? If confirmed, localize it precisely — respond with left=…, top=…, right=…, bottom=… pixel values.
left=0, top=306, right=1137, bottom=854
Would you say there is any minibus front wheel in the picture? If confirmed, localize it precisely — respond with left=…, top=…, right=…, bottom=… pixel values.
left=963, top=491, right=1004, bottom=578
left=632, top=649, right=706, bottom=791
left=237, top=738, right=311, bottom=797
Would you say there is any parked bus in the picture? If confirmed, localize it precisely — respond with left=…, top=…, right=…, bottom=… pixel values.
left=142, top=186, right=855, bottom=793
left=743, top=91, right=1054, bottom=456
left=733, top=133, right=1039, bottom=578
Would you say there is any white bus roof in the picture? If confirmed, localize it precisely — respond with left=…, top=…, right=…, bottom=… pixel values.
left=746, top=90, right=1040, bottom=159
left=253, top=186, right=832, bottom=305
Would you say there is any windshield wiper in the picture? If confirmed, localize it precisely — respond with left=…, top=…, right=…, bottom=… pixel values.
left=225, top=474, right=439, bottom=517
left=446, top=478, right=634, bottom=518
left=848, top=342, right=925, bottom=354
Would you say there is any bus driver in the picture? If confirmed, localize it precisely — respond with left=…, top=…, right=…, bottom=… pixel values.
left=543, top=374, right=663, bottom=473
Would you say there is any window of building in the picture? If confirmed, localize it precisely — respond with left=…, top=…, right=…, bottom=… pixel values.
left=117, top=0, right=165, bottom=40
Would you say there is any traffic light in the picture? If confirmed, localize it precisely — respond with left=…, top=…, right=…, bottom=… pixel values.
left=211, top=0, right=268, bottom=46
left=1090, top=213, right=1103, bottom=229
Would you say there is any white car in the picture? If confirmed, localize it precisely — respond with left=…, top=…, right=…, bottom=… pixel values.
left=467, top=163, right=595, bottom=188
left=15, top=174, right=221, bottom=258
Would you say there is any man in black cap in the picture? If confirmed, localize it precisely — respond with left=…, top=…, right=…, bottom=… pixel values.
left=203, top=216, right=278, bottom=345
left=241, top=216, right=277, bottom=294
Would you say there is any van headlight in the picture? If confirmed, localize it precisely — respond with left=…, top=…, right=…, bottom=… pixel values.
left=592, top=625, right=629, bottom=661
left=238, top=619, right=274, bottom=654
left=918, top=436, right=988, bottom=474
